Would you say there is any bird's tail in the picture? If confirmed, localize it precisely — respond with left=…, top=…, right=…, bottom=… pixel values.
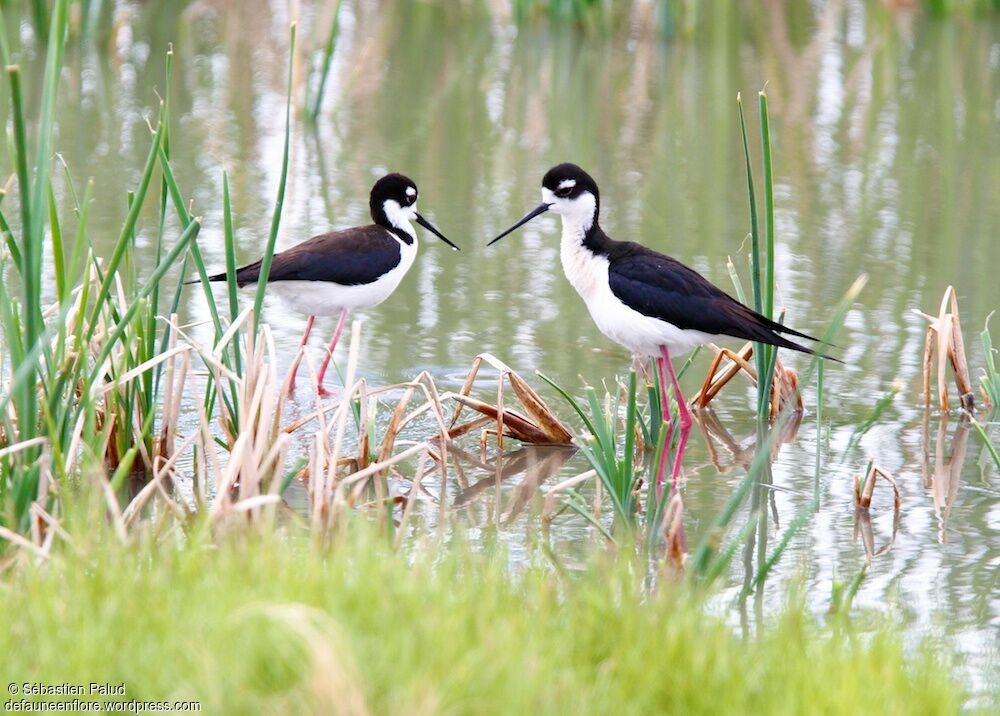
left=183, top=271, right=229, bottom=286
left=762, top=329, right=842, bottom=364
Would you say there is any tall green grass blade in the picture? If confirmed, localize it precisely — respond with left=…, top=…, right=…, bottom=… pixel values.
left=585, top=386, right=615, bottom=470
left=0, top=204, right=23, bottom=272
left=727, top=255, right=748, bottom=304
left=737, top=94, right=762, bottom=317
left=0, top=257, right=25, bottom=377
left=57, top=164, right=93, bottom=286
left=47, top=181, right=66, bottom=302
left=308, top=0, right=343, bottom=122
left=747, top=500, right=814, bottom=595
left=758, top=90, right=775, bottom=321
left=563, top=489, right=617, bottom=544
left=736, top=93, right=767, bottom=416
left=980, top=313, right=999, bottom=407
left=756, top=90, right=776, bottom=415
left=253, top=23, right=296, bottom=332
left=29, top=0, right=69, bottom=330
left=222, top=172, right=239, bottom=324
left=537, top=372, right=600, bottom=441
left=622, top=371, right=637, bottom=497
left=222, top=172, right=242, bottom=375
left=969, top=417, right=1000, bottom=472
left=7, top=66, right=32, bottom=279
left=149, top=45, right=174, bottom=403
left=699, top=510, right=760, bottom=588
left=155, top=145, right=222, bottom=336
left=30, top=0, right=49, bottom=45
left=814, top=361, right=824, bottom=506
left=843, top=383, right=900, bottom=455
left=0, top=5, right=12, bottom=66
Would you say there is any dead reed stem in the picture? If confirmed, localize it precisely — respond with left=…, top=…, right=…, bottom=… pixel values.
left=914, top=286, right=975, bottom=413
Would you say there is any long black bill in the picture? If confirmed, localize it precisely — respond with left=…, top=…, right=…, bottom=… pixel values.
left=415, top=212, right=460, bottom=250
left=487, top=203, right=551, bottom=246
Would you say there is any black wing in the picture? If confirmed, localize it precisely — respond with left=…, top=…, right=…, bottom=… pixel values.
left=210, top=225, right=401, bottom=287
left=606, top=242, right=819, bottom=355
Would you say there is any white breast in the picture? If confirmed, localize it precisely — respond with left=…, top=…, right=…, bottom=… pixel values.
left=265, top=233, right=417, bottom=317
left=560, top=223, right=713, bottom=358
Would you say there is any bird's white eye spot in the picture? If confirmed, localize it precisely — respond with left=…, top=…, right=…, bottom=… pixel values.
left=405, top=187, right=416, bottom=197
left=554, top=178, right=577, bottom=199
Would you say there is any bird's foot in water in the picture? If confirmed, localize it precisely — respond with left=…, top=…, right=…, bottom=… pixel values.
left=316, top=383, right=340, bottom=399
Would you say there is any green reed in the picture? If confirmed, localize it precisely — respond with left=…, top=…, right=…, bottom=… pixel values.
left=981, top=314, right=1000, bottom=409
left=970, top=315, right=1000, bottom=471
left=0, top=8, right=299, bottom=529
left=307, top=0, right=343, bottom=122
left=737, top=91, right=778, bottom=419
left=252, top=24, right=296, bottom=333
left=0, top=1, right=209, bottom=528
left=539, top=372, right=643, bottom=529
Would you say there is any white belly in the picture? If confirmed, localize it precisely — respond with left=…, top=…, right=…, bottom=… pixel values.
left=561, top=235, right=714, bottom=358
left=260, top=239, right=416, bottom=317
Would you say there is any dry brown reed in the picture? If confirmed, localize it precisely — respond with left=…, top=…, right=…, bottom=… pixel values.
left=449, top=353, right=573, bottom=447
left=690, top=342, right=803, bottom=418
left=914, top=286, right=975, bottom=413
left=853, top=462, right=901, bottom=511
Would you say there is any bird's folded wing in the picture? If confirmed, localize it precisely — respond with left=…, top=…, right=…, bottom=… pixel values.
left=607, top=247, right=816, bottom=344
left=233, top=226, right=402, bottom=287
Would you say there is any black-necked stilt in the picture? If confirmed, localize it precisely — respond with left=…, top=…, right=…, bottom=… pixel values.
left=206, top=172, right=458, bottom=395
left=489, top=163, right=825, bottom=485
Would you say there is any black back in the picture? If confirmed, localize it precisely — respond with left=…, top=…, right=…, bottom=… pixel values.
left=217, top=226, right=402, bottom=287
left=586, top=224, right=819, bottom=354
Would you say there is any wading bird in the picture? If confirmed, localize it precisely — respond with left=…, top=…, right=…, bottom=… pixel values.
left=205, top=173, right=458, bottom=395
left=489, top=163, right=824, bottom=486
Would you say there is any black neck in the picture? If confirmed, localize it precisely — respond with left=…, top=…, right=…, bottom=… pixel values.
left=371, top=205, right=414, bottom=245
left=387, top=225, right=414, bottom=245
left=580, top=221, right=616, bottom=257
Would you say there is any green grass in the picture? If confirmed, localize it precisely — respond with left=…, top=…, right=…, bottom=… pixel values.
left=981, top=314, right=1000, bottom=409
left=306, top=0, right=344, bottom=122
left=0, top=516, right=966, bottom=716
left=0, top=12, right=299, bottom=529
left=737, top=90, right=778, bottom=418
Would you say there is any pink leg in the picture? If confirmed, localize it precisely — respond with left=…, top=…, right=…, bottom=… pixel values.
left=316, top=309, right=348, bottom=397
left=288, top=315, right=315, bottom=391
left=654, top=355, right=674, bottom=495
left=660, top=345, right=692, bottom=490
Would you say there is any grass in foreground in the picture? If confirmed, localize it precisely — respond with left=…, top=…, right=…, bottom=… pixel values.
left=0, top=515, right=965, bottom=715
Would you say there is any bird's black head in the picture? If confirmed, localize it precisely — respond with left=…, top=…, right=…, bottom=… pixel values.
left=370, top=173, right=419, bottom=226
left=368, top=172, right=459, bottom=250
left=488, top=163, right=601, bottom=247
left=541, top=163, right=600, bottom=207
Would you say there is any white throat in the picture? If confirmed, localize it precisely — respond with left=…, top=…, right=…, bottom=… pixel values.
left=555, top=193, right=596, bottom=252
left=383, top=199, right=418, bottom=243
left=558, top=206, right=603, bottom=303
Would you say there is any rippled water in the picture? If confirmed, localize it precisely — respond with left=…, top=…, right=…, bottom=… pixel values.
left=7, top=0, right=1000, bottom=699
